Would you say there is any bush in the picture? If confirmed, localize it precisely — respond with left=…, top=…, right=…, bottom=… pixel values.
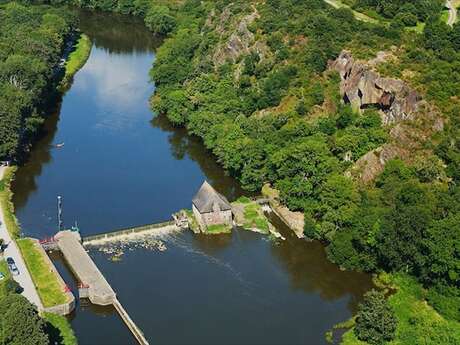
left=144, top=5, right=176, bottom=35
left=354, top=290, right=397, bottom=345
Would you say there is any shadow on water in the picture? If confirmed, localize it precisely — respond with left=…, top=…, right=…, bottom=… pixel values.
left=151, top=114, right=250, bottom=201
left=12, top=100, right=62, bottom=213
left=267, top=213, right=373, bottom=313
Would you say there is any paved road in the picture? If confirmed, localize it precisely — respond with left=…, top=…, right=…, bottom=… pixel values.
left=0, top=167, right=43, bottom=310
left=447, top=0, right=458, bottom=26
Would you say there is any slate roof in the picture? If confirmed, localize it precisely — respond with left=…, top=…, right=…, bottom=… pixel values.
left=192, top=181, right=231, bottom=213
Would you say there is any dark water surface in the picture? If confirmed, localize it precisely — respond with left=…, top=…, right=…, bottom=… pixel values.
left=12, top=10, right=373, bottom=345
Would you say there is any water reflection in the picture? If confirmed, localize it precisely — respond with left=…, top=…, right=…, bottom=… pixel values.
left=12, top=102, right=61, bottom=212
left=78, top=9, right=161, bottom=54
left=268, top=214, right=373, bottom=311
left=77, top=49, right=154, bottom=126
left=151, top=114, right=248, bottom=201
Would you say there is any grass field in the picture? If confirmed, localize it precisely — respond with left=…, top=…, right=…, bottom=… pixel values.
left=16, top=238, right=67, bottom=307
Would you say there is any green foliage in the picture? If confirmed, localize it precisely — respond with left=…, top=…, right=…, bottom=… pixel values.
left=354, top=289, right=397, bottom=345
left=427, top=285, right=460, bottom=322
left=0, top=294, right=49, bottom=345
left=60, top=33, right=92, bottom=88
left=144, top=5, right=176, bottom=35
left=0, top=3, right=75, bottom=160
left=205, top=223, right=231, bottom=234
left=44, top=313, right=78, bottom=345
left=354, top=0, right=443, bottom=23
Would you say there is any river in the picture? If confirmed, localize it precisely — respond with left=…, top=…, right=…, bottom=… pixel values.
left=11, top=10, right=373, bottom=345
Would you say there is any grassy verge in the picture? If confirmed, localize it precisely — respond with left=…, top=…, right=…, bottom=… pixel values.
left=232, top=196, right=270, bottom=234
left=60, top=33, right=92, bottom=88
left=0, top=166, right=20, bottom=238
left=206, top=224, right=232, bottom=234
left=183, top=209, right=199, bottom=233
left=341, top=273, right=460, bottom=345
left=16, top=238, right=67, bottom=307
left=44, top=313, right=77, bottom=345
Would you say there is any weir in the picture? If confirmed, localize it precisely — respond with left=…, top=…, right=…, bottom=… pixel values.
left=82, top=220, right=180, bottom=246
left=50, top=230, right=150, bottom=345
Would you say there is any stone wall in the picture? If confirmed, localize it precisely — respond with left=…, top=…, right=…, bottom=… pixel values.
left=192, top=204, right=232, bottom=232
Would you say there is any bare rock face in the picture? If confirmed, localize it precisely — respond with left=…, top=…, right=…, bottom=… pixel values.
left=350, top=144, right=409, bottom=184
left=329, top=51, right=422, bottom=125
left=330, top=51, right=445, bottom=183
left=212, top=6, right=264, bottom=66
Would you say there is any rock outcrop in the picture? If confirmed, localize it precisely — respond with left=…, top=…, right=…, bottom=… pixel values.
left=211, top=5, right=268, bottom=67
left=330, top=51, right=445, bottom=183
left=329, top=51, right=422, bottom=124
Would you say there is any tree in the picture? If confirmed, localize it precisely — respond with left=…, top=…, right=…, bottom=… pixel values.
left=0, top=294, right=49, bottom=345
left=354, top=290, right=397, bottom=345
left=144, top=5, right=176, bottom=35
left=269, top=135, right=339, bottom=210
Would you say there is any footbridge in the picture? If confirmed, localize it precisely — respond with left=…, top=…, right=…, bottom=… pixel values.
left=48, top=230, right=150, bottom=345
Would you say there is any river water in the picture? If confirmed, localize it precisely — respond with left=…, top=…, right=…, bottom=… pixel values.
left=12, top=10, right=373, bottom=345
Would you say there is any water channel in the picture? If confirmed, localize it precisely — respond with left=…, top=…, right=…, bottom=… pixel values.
left=11, top=10, right=373, bottom=345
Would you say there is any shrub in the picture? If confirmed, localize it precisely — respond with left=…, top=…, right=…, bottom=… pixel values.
left=354, top=290, right=397, bottom=345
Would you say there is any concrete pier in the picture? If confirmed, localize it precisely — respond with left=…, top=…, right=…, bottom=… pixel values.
left=55, top=230, right=116, bottom=305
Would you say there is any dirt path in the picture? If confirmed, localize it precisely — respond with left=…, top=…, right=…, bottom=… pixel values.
left=0, top=167, right=43, bottom=310
left=447, top=0, right=458, bottom=26
left=323, top=0, right=379, bottom=23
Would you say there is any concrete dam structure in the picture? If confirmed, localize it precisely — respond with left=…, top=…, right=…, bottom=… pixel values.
left=51, top=230, right=149, bottom=345
left=55, top=230, right=116, bottom=305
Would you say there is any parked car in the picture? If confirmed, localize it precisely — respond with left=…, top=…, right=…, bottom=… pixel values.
left=6, top=257, right=19, bottom=275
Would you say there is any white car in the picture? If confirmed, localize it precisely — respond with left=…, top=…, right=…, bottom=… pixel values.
left=6, top=257, right=19, bottom=276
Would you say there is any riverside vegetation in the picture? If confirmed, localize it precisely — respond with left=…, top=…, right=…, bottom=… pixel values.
left=1, top=0, right=460, bottom=344
left=0, top=3, right=78, bottom=344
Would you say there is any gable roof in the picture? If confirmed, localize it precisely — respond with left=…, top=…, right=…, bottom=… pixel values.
left=192, top=181, right=231, bottom=213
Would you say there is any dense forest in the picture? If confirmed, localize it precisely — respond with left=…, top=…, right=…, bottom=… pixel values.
left=0, top=3, right=76, bottom=160
left=0, top=0, right=459, bottom=343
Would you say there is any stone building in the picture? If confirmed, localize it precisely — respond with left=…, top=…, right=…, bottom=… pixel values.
left=192, top=181, right=232, bottom=231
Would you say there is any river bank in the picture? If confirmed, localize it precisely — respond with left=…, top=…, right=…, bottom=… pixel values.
left=59, top=33, right=92, bottom=90
left=0, top=166, right=76, bottom=344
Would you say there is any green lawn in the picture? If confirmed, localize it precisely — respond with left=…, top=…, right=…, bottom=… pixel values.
left=341, top=273, right=460, bottom=345
left=17, top=238, right=67, bottom=307
left=206, top=224, right=232, bottom=234
left=233, top=197, right=270, bottom=234
left=0, top=167, right=20, bottom=238
left=60, top=33, right=92, bottom=88
left=44, top=313, right=78, bottom=345
left=243, top=203, right=269, bottom=233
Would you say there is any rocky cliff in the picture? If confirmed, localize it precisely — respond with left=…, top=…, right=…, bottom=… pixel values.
left=329, top=51, right=423, bottom=125
left=329, top=51, right=444, bottom=183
